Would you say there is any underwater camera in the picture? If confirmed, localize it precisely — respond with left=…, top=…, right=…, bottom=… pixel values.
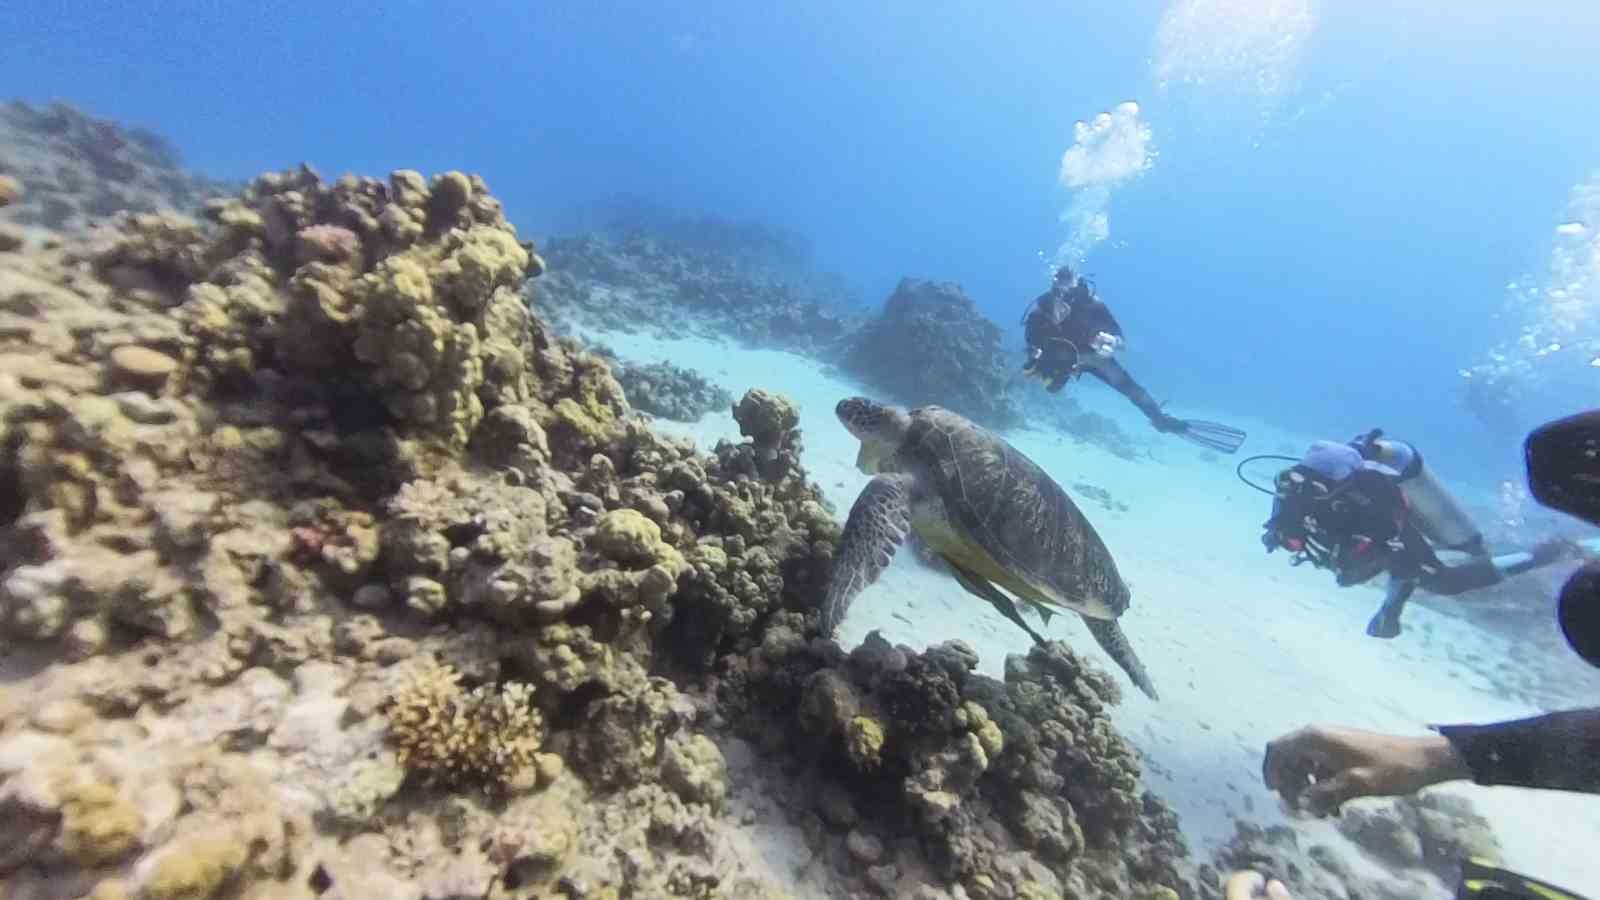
left=1524, top=409, right=1600, bottom=670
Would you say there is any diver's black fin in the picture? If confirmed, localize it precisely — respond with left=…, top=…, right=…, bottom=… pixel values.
left=1178, top=419, right=1247, bottom=454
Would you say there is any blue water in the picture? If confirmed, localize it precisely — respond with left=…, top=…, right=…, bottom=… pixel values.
left=7, top=0, right=1599, bottom=474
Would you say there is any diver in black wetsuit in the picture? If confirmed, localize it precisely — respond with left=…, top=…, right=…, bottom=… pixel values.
left=1250, top=409, right=1600, bottom=900
left=1258, top=438, right=1588, bottom=638
left=1021, top=266, right=1247, bottom=453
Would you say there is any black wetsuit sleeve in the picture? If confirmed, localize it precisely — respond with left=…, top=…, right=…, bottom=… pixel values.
left=1084, top=358, right=1163, bottom=420
left=1076, top=297, right=1123, bottom=339
left=1433, top=708, right=1600, bottom=793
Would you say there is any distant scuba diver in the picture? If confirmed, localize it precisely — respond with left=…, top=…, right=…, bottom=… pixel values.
left=1251, top=430, right=1597, bottom=638
left=1021, top=266, right=1247, bottom=454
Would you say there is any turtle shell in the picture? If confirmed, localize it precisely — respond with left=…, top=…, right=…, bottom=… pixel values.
left=899, top=405, right=1131, bottom=618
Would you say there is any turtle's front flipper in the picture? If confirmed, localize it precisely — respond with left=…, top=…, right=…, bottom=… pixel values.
left=1080, top=616, right=1159, bottom=701
left=943, top=558, right=1050, bottom=646
left=823, top=474, right=914, bottom=637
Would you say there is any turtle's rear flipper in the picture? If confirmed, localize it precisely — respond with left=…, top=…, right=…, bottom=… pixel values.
left=1080, top=616, right=1160, bottom=701
left=823, top=474, right=914, bottom=637
left=944, top=559, right=1050, bottom=645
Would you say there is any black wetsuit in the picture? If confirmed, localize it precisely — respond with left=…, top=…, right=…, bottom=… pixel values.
left=1023, top=285, right=1174, bottom=428
left=1436, top=707, right=1600, bottom=794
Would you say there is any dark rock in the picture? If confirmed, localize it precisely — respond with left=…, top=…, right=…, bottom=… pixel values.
left=839, top=278, right=1019, bottom=430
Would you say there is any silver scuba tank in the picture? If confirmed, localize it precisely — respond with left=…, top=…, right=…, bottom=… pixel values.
left=1359, top=433, right=1484, bottom=553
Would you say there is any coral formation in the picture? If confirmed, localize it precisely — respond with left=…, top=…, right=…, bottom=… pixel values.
left=717, top=627, right=1190, bottom=898
left=0, top=101, right=234, bottom=234
left=385, top=657, right=545, bottom=789
left=1201, top=793, right=1502, bottom=900
left=1338, top=791, right=1501, bottom=886
left=532, top=232, right=866, bottom=356
left=0, top=123, right=1198, bottom=896
left=840, top=277, right=1021, bottom=430
left=592, top=345, right=733, bottom=422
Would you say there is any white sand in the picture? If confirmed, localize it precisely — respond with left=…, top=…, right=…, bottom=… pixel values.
left=578, top=326, right=1600, bottom=896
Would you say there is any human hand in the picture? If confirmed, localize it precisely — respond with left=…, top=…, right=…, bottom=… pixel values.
left=1091, top=331, right=1121, bottom=357
left=1262, top=726, right=1471, bottom=817
left=1225, top=870, right=1293, bottom=900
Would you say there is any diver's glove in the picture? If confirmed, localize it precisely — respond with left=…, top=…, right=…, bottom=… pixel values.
left=1261, top=529, right=1280, bottom=553
left=1089, top=331, right=1122, bottom=358
left=1023, top=346, right=1043, bottom=372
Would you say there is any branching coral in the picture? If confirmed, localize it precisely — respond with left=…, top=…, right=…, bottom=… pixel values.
left=385, top=657, right=545, bottom=789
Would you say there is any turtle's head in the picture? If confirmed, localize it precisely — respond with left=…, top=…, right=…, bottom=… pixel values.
left=837, top=397, right=910, bottom=474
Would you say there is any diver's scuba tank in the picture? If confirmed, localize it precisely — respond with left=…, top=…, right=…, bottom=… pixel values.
left=1351, top=429, right=1485, bottom=554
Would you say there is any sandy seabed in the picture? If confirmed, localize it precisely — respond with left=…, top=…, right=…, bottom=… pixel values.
left=571, top=324, right=1600, bottom=896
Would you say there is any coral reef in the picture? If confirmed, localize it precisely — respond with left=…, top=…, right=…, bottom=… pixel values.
left=386, top=658, right=545, bottom=789
left=591, top=345, right=733, bottom=422
left=716, top=628, right=1191, bottom=898
left=1199, top=821, right=1425, bottom=900
left=1338, top=791, right=1501, bottom=887
left=531, top=233, right=866, bottom=356
left=0, top=101, right=235, bottom=234
left=0, top=148, right=1196, bottom=897
left=839, top=278, right=1021, bottom=430
left=1200, top=792, right=1502, bottom=900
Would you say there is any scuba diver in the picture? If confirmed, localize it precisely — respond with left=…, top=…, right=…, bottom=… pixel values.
left=1253, top=431, right=1593, bottom=638
left=1020, top=266, right=1247, bottom=454
left=1249, top=408, right=1600, bottom=900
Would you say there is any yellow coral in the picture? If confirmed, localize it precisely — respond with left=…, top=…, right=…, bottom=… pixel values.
left=592, top=509, right=665, bottom=568
left=52, top=773, right=144, bottom=867
left=974, top=719, right=1005, bottom=760
left=553, top=397, right=614, bottom=446
left=961, top=701, right=1005, bottom=759
left=386, top=658, right=545, bottom=788
left=139, top=832, right=247, bottom=900
left=845, top=715, right=886, bottom=771
left=86, top=880, right=131, bottom=900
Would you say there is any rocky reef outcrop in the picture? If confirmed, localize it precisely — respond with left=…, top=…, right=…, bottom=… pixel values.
left=0, top=154, right=1194, bottom=898
left=1200, top=792, right=1503, bottom=900
left=591, top=345, right=733, bottom=423
left=716, top=627, right=1190, bottom=898
left=0, top=101, right=235, bottom=236
left=531, top=233, right=866, bottom=357
left=839, top=278, right=1021, bottom=430
left=0, top=163, right=830, bottom=897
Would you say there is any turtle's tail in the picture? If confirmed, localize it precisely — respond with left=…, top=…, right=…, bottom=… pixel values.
left=1081, top=617, right=1160, bottom=701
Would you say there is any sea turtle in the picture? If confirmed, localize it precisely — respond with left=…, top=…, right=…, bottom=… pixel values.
left=822, top=396, right=1159, bottom=699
